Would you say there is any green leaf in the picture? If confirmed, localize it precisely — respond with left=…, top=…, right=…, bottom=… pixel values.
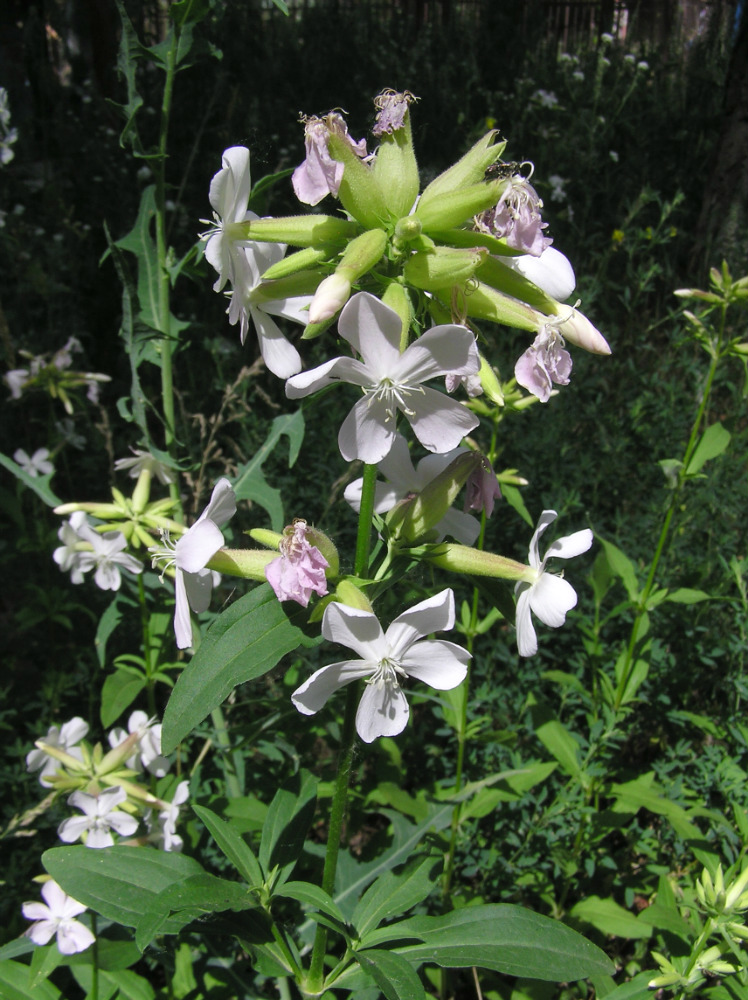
left=597, top=538, right=640, bottom=602
left=666, top=588, right=711, bottom=604
left=192, top=804, right=263, bottom=887
left=354, top=853, right=441, bottom=941
left=686, top=422, right=731, bottom=475
left=157, top=872, right=257, bottom=915
left=0, top=960, right=61, bottom=999
left=270, top=0, right=290, bottom=13
left=72, top=967, right=155, bottom=1000
left=501, top=482, right=534, bottom=527
left=275, top=881, right=348, bottom=927
left=526, top=696, right=582, bottom=778
left=100, top=668, right=147, bottom=728
left=597, top=971, right=656, bottom=1000
left=569, top=896, right=652, bottom=939
left=170, top=0, right=211, bottom=27
left=355, top=949, right=427, bottom=1000
left=394, top=904, right=615, bottom=980
left=108, top=0, right=148, bottom=151
left=162, top=583, right=318, bottom=752
left=231, top=411, right=305, bottom=531
left=259, top=770, right=317, bottom=887
left=42, top=846, right=205, bottom=945
left=0, top=453, right=61, bottom=507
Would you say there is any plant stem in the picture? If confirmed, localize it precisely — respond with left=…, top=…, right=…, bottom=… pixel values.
left=354, top=464, right=378, bottom=578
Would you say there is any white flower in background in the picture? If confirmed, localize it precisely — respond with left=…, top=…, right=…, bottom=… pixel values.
left=146, top=780, right=190, bottom=852
left=5, top=368, right=29, bottom=398
left=13, top=447, right=54, bottom=478
left=202, top=146, right=307, bottom=378
left=548, top=174, right=568, bottom=203
left=344, top=433, right=480, bottom=545
left=533, top=89, right=559, bottom=108
left=55, top=515, right=142, bottom=591
left=497, top=246, right=576, bottom=302
left=292, top=589, right=470, bottom=743
left=151, top=478, right=236, bottom=649
left=58, top=786, right=138, bottom=848
left=514, top=510, right=593, bottom=656
left=609, top=150, right=620, bottom=163
left=22, top=881, right=95, bottom=955
left=108, top=711, right=170, bottom=778
left=286, top=292, right=479, bottom=464
left=26, top=716, right=89, bottom=787
left=572, top=70, right=585, bottom=81
left=55, top=419, right=86, bottom=450
left=0, top=86, right=18, bottom=166
left=114, top=447, right=175, bottom=485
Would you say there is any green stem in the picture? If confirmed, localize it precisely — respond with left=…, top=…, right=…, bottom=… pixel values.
left=137, top=574, right=157, bottom=719
left=210, top=708, right=243, bottom=800
left=354, top=464, right=378, bottom=578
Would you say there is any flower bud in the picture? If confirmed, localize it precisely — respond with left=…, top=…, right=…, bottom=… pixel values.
left=477, top=353, right=504, bottom=405
left=462, top=281, right=543, bottom=332
left=404, top=246, right=487, bottom=291
left=371, top=91, right=420, bottom=218
left=421, top=131, right=507, bottom=202
left=331, top=579, right=374, bottom=613
left=394, top=216, right=423, bottom=243
left=381, top=282, right=412, bottom=351
left=476, top=255, right=558, bottom=314
left=131, top=467, right=152, bottom=515
left=207, top=548, right=277, bottom=581
left=236, top=215, right=360, bottom=248
left=261, top=246, right=333, bottom=282
left=250, top=528, right=283, bottom=550
left=309, top=273, right=352, bottom=323
left=309, top=228, right=388, bottom=322
left=552, top=305, right=612, bottom=355
left=249, top=269, right=324, bottom=306
left=416, top=179, right=503, bottom=233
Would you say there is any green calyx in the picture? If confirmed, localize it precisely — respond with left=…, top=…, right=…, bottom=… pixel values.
left=420, top=131, right=507, bottom=202
left=327, top=132, right=389, bottom=229
left=371, top=107, right=420, bottom=219
left=236, top=215, right=360, bottom=247
left=404, top=245, right=488, bottom=291
left=389, top=451, right=481, bottom=543
left=415, top=179, right=504, bottom=234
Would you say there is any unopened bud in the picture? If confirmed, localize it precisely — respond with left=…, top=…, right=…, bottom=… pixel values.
left=327, top=132, right=389, bottom=228
left=332, top=579, right=374, bottom=613
left=309, top=273, right=352, bottom=323
left=381, top=283, right=413, bottom=351
left=236, top=215, right=359, bottom=248
left=463, top=281, right=542, bottom=332
left=424, top=542, right=530, bottom=581
left=476, top=254, right=558, bottom=314
left=416, top=179, right=503, bottom=233
left=553, top=305, right=612, bottom=355
left=477, top=354, right=504, bottom=405
left=404, top=246, right=487, bottom=291
left=392, top=452, right=481, bottom=542
left=421, top=131, right=507, bottom=202
left=261, top=246, right=333, bottom=282
left=207, top=548, right=276, bottom=581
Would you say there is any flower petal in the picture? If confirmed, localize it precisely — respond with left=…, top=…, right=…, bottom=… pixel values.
left=322, top=602, right=385, bottom=660
left=285, top=356, right=371, bottom=398
left=182, top=567, right=214, bottom=615
left=337, top=292, right=402, bottom=377
left=393, top=324, right=479, bottom=384
left=338, top=394, right=397, bottom=464
left=401, top=639, right=470, bottom=689
left=209, top=146, right=251, bottom=222
left=406, top=387, right=479, bottom=454
left=529, top=572, right=578, bottom=628
left=25, top=920, right=57, bottom=946
left=201, top=478, right=237, bottom=528
left=56, top=920, right=95, bottom=955
left=355, top=677, right=410, bottom=743
left=173, top=569, right=194, bottom=650
left=528, top=510, right=557, bottom=569
left=176, top=519, right=224, bottom=574
left=514, top=583, right=538, bottom=656
left=291, top=660, right=373, bottom=715
left=385, top=589, right=455, bottom=658
left=249, top=307, right=303, bottom=379
left=543, top=528, right=594, bottom=562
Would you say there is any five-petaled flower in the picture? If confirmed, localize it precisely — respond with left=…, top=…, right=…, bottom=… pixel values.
left=145, top=780, right=190, bottom=852
left=265, top=519, right=329, bottom=607
left=53, top=513, right=142, bottom=591
left=108, top=710, right=170, bottom=778
left=151, top=478, right=237, bottom=649
left=58, top=786, right=139, bottom=848
left=292, top=589, right=470, bottom=743
left=514, top=509, right=593, bottom=656
left=285, top=292, right=480, bottom=464
left=26, top=716, right=89, bottom=787
left=515, top=321, right=573, bottom=403
left=23, top=880, right=96, bottom=955
left=14, top=447, right=54, bottom=478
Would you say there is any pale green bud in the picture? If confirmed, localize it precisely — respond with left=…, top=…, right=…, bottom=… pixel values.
left=309, top=228, right=388, bottom=322
left=424, top=542, right=531, bottom=581
left=236, top=215, right=359, bottom=248
left=420, top=131, right=507, bottom=202
left=724, top=866, right=748, bottom=911
left=551, top=304, right=612, bottom=355
left=207, top=548, right=276, bottom=581
left=462, top=281, right=543, bottom=332
left=332, top=579, right=374, bottom=613
left=250, top=528, right=283, bottom=550
left=54, top=501, right=122, bottom=518
left=477, top=353, right=504, bottom=405
left=647, top=972, right=683, bottom=988
left=261, top=246, right=334, bottom=281
left=249, top=270, right=323, bottom=306
left=415, top=179, right=503, bottom=233
left=394, top=215, right=423, bottom=243
left=327, top=132, right=389, bottom=228
left=404, top=245, right=487, bottom=291
left=381, top=283, right=412, bottom=352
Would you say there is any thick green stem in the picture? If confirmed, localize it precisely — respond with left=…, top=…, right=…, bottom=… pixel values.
left=354, top=464, right=378, bottom=577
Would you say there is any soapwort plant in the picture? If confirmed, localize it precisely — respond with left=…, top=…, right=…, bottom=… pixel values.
left=0, top=4, right=628, bottom=998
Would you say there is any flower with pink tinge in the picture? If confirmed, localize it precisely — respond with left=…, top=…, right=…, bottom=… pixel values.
left=151, top=478, right=237, bottom=650
left=292, top=589, right=470, bottom=743
left=23, top=880, right=95, bottom=955
left=108, top=710, right=170, bottom=778
left=285, top=292, right=480, bottom=464
left=372, top=89, right=416, bottom=136
left=344, top=433, right=480, bottom=546
left=515, top=322, right=573, bottom=403
left=58, top=786, right=139, bottom=848
left=464, top=455, right=502, bottom=518
left=266, top=520, right=329, bottom=607
left=292, top=112, right=368, bottom=206
left=475, top=174, right=552, bottom=257
left=26, top=716, right=89, bottom=787
left=445, top=371, right=483, bottom=398
left=514, top=510, right=593, bottom=656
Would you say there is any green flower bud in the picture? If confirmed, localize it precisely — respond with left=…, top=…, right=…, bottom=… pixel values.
left=332, top=579, right=374, bottom=613
left=394, top=215, right=423, bottom=243
left=460, top=281, right=543, bottom=332
left=476, top=255, right=558, bottom=314
left=381, top=282, right=412, bottom=351
left=371, top=97, right=420, bottom=219
left=207, top=548, right=276, bottom=581
left=420, top=131, right=507, bottom=202
left=249, top=269, right=324, bottom=306
left=131, top=467, right=152, bottom=515
left=236, top=215, right=359, bottom=248
left=261, top=246, right=334, bottom=281
left=416, top=179, right=503, bottom=233
left=327, top=132, right=389, bottom=228
left=429, top=227, right=525, bottom=258
left=308, top=228, right=388, bottom=322
left=477, top=353, right=504, bottom=405
left=249, top=528, right=283, bottom=550
left=423, top=542, right=531, bottom=581
left=54, top=502, right=122, bottom=518
left=404, top=245, right=487, bottom=291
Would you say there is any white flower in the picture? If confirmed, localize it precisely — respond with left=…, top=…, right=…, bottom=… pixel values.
left=58, top=516, right=142, bottom=591
left=114, top=448, right=175, bottom=485
left=26, top=717, right=89, bottom=787
left=145, top=780, right=190, bottom=852
left=286, top=292, right=480, bottom=464
left=58, top=786, right=139, bottom=848
left=151, top=478, right=236, bottom=649
left=344, top=433, right=480, bottom=545
left=533, top=89, right=559, bottom=108
left=514, top=510, right=593, bottom=656
left=4, top=368, right=29, bottom=398
left=108, top=711, right=170, bottom=777
left=496, top=246, right=576, bottom=302
left=202, top=146, right=306, bottom=378
left=292, top=589, right=470, bottom=743
left=22, top=880, right=95, bottom=955
left=13, top=447, right=54, bottom=478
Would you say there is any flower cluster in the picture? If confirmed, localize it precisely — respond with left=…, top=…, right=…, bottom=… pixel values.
left=54, top=511, right=142, bottom=591
left=4, top=336, right=111, bottom=412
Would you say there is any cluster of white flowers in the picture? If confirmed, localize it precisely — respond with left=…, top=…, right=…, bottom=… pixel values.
left=53, top=511, right=142, bottom=591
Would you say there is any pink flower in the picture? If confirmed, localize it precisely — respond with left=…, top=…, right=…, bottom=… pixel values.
left=475, top=174, right=551, bottom=257
left=265, top=520, right=329, bottom=607
left=514, top=322, right=572, bottom=402
left=372, top=89, right=416, bottom=135
left=292, top=112, right=368, bottom=206
left=464, top=455, right=502, bottom=518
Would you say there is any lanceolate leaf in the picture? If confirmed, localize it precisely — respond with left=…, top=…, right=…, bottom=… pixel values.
left=353, top=853, right=441, bottom=941
left=259, top=770, right=318, bottom=888
left=162, top=583, right=319, bottom=752
left=393, top=904, right=615, bottom=980
left=192, top=804, right=264, bottom=887
left=355, top=949, right=427, bottom=1000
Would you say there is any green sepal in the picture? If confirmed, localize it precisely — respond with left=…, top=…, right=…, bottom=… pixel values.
left=420, top=131, right=507, bottom=202
left=237, top=215, right=360, bottom=247
left=327, top=132, right=389, bottom=228
left=261, top=246, right=334, bottom=281
left=371, top=110, right=420, bottom=219
left=249, top=270, right=322, bottom=306
left=476, top=255, right=558, bottom=313
left=421, top=542, right=530, bottom=581
left=404, top=245, right=487, bottom=291
left=458, top=281, right=542, bottom=332
left=415, top=179, right=503, bottom=233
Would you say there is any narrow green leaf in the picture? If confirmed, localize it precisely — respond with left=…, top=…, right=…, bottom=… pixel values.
left=596, top=971, right=656, bottom=1000
left=569, top=896, right=652, bottom=940
left=231, top=410, right=305, bottom=531
left=0, top=959, right=61, bottom=999
left=0, top=453, right=61, bottom=507
left=526, top=696, right=582, bottom=778
left=100, top=669, right=147, bottom=728
left=686, top=422, right=731, bottom=475
left=275, top=881, right=347, bottom=926
left=666, top=588, right=711, bottom=604
left=394, top=904, right=615, bottom=980
left=259, top=770, right=317, bottom=887
left=192, top=804, right=264, bottom=887
left=355, top=949, right=427, bottom=1000
left=161, top=584, right=318, bottom=752
left=354, top=854, right=441, bottom=940
left=597, top=538, right=640, bottom=602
